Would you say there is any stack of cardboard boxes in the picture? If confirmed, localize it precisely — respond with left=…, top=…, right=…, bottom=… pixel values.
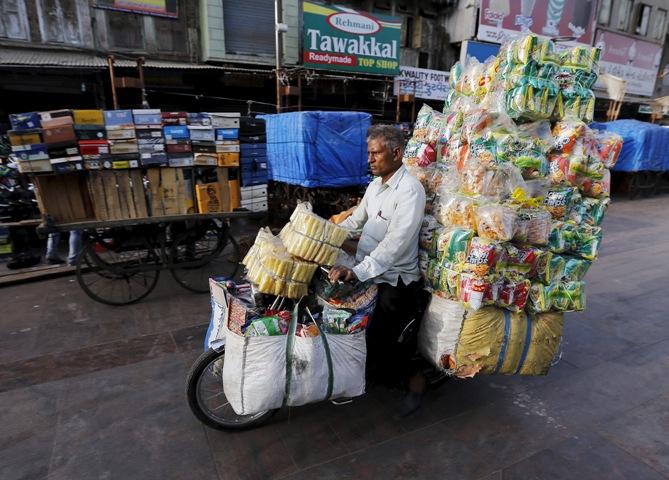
left=133, top=109, right=167, bottom=167
left=39, top=110, right=82, bottom=173
left=74, top=109, right=108, bottom=170
left=163, top=111, right=192, bottom=167
left=104, top=110, right=139, bottom=169
left=8, top=112, right=49, bottom=173
left=239, top=117, right=268, bottom=212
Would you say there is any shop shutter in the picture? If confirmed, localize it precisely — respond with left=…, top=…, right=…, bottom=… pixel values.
left=222, top=0, right=275, bottom=56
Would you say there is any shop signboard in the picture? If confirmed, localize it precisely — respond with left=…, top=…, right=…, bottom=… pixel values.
left=594, top=30, right=662, bottom=97
left=302, top=1, right=402, bottom=76
left=393, top=66, right=450, bottom=101
left=477, top=0, right=596, bottom=47
left=93, top=0, right=178, bottom=18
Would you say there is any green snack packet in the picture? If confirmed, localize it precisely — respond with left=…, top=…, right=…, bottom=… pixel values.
left=535, top=253, right=566, bottom=284
left=245, top=316, right=283, bottom=337
left=437, top=228, right=474, bottom=265
left=552, top=281, right=586, bottom=312
left=574, top=224, right=602, bottom=260
left=426, top=258, right=442, bottom=290
left=562, top=255, right=592, bottom=282
left=527, top=281, right=555, bottom=313
left=438, top=268, right=460, bottom=300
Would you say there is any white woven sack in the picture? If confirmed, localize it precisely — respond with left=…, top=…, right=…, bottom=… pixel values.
left=417, top=294, right=466, bottom=370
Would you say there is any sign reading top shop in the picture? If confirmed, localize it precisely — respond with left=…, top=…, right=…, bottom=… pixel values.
left=302, top=1, right=401, bottom=76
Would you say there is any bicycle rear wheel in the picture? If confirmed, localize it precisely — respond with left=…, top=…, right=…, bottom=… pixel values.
left=186, top=347, right=276, bottom=430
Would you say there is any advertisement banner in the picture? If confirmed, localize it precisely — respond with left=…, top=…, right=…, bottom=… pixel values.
left=393, top=66, right=449, bottom=101
left=94, top=0, right=178, bottom=18
left=460, top=40, right=500, bottom=64
left=302, top=1, right=402, bottom=76
left=594, top=30, right=662, bottom=97
left=478, top=0, right=596, bottom=47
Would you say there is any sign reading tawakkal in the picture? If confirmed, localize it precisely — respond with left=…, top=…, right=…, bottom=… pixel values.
left=302, top=1, right=402, bottom=76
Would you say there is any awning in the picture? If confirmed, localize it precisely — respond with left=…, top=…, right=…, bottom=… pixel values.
left=0, top=46, right=273, bottom=73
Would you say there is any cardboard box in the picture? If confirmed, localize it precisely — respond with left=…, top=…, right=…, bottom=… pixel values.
left=48, top=145, right=79, bottom=157
left=240, top=198, right=268, bottom=212
left=217, top=152, right=240, bottom=167
left=43, top=125, right=77, bottom=145
left=187, top=112, right=211, bottom=126
left=132, top=109, right=162, bottom=125
left=140, top=152, right=169, bottom=167
left=87, top=170, right=148, bottom=221
left=12, top=143, right=49, bottom=161
left=161, top=111, right=188, bottom=125
left=9, top=112, right=41, bottom=130
left=8, top=129, right=42, bottom=146
left=139, top=143, right=165, bottom=153
left=216, top=141, right=240, bottom=153
left=188, top=126, right=215, bottom=142
left=17, top=158, right=53, bottom=173
left=73, top=109, right=104, bottom=126
left=109, top=139, right=139, bottom=155
left=241, top=184, right=268, bottom=201
left=146, top=167, right=189, bottom=216
left=136, top=128, right=164, bottom=140
left=112, top=159, right=140, bottom=169
left=196, top=182, right=224, bottom=213
left=104, top=110, right=134, bottom=128
left=209, top=112, right=241, bottom=128
left=84, top=159, right=104, bottom=170
left=228, top=176, right=241, bottom=209
left=240, top=143, right=267, bottom=156
left=39, top=110, right=73, bottom=128
left=78, top=140, right=109, bottom=156
left=166, top=142, right=192, bottom=154
left=167, top=154, right=194, bottom=167
left=164, top=125, right=190, bottom=140
left=106, top=128, right=136, bottom=140
left=191, top=140, right=217, bottom=153
left=215, top=128, right=239, bottom=141
left=50, top=156, right=84, bottom=174
left=75, top=127, right=106, bottom=140
left=193, top=153, right=218, bottom=166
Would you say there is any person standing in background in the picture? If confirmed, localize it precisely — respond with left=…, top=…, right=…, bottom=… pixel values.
left=45, top=230, right=82, bottom=266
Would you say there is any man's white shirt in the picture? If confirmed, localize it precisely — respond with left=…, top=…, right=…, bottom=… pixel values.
left=339, top=165, right=426, bottom=285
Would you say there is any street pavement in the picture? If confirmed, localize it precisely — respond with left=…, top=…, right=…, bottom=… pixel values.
left=1, top=196, right=668, bottom=480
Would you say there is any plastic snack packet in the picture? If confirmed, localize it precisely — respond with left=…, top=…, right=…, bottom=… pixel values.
left=434, top=192, right=479, bottom=230
left=497, top=279, right=530, bottom=312
left=426, top=259, right=442, bottom=291
left=498, top=244, right=539, bottom=279
left=475, top=204, right=518, bottom=242
left=551, top=119, right=587, bottom=154
left=514, top=208, right=551, bottom=245
left=562, top=255, right=592, bottom=282
left=578, top=169, right=610, bottom=199
left=436, top=227, right=474, bottom=265
left=526, top=282, right=554, bottom=313
left=459, top=273, right=491, bottom=310
left=544, top=187, right=576, bottom=220
left=420, top=215, right=441, bottom=250
left=534, top=251, right=565, bottom=284
left=438, top=268, right=460, bottom=300
left=552, top=281, right=586, bottom=312
left=573, top=224, right=602, bottom=260
left=463, top=237, right=501, bottom=276
left=569, top=197, right=610, bottom=226
left=591, top=131, right=623, bottom=169
left=413, top=104, right=434, bottom=142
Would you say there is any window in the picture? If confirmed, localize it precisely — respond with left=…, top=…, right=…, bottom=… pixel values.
left=0, top=0, right=30, bottom=41
left=635, top=4, right=651, bottom=36
left=419, top=52, right=429, bottom=69
left=155, top=17, right=187, bottom=54
left=617, top=0, right=632, bottom=31
left=651, top=8, right=667, bottom=40
left=36, top=0, right=87, bottom=45
left=107, top=10, right=145, bottom=49
left=401, top=16, right=413, bottom=48
left=598, top=0, right=612, bottom=25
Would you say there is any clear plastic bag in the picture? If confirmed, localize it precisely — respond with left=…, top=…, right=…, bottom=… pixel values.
left=434, top=191, right=479, bottom=229
left=475, top=204, right=517, bottom=242
left=514, top=208, right=551, bottom=245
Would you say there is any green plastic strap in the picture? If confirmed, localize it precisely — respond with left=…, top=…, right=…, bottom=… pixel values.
left=313, top=316, right=334, bottom=401
left=282, top=303, right=299, bottom=408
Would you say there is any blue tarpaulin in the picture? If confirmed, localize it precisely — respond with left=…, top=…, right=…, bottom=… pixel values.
left=259, top=111, right=372, bottom=188
left=590, top=120, right=669, bottom=172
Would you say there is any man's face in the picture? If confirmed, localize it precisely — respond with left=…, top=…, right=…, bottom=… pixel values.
left=367, top=137, right=401, bottom=178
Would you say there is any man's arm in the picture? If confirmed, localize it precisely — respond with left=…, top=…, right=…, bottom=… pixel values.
left=352, top=185, right=425, bottom=282
left=338, top=190, right=370, bottom=236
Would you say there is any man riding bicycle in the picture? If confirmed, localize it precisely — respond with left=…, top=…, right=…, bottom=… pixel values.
left=329, top=124, right=427, bottom=416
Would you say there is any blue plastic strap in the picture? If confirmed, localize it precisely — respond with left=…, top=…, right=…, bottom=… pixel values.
left=515, top=314, right=534, bottom=375
left=494, top=310, right=511, bottom=374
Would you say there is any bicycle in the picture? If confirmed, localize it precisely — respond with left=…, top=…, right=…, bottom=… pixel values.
left=186, top=283, right=448, bottom=430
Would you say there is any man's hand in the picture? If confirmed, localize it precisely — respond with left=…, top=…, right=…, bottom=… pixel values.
left=328, top=266, right=358, bottom=283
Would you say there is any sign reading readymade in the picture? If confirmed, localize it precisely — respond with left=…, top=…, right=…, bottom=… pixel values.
left=302, top=2, right=401, bottom=76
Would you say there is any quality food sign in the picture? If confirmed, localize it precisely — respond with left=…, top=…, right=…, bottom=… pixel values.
left=302, top=1, right=402, bottom=76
